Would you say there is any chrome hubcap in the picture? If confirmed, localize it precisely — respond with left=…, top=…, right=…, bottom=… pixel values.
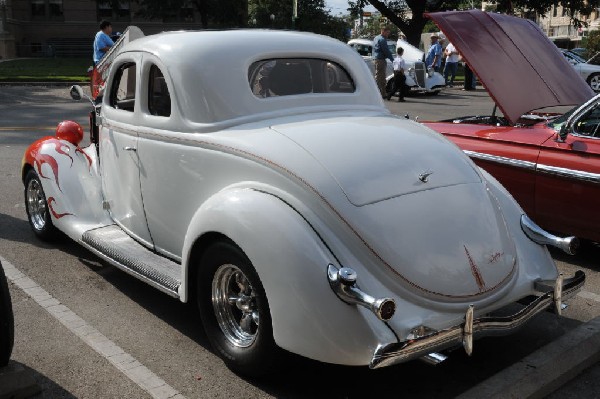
left=590, top=76, right=600, bottom=92
left=212, top=264, right=259, bottom=348
left=26, top=178, right=47, bottom=231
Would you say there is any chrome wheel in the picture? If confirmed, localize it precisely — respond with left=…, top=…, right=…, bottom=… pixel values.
left=588, top=74, right=600, bottom=92
left=26, top=177, right=48, bottom=232
left=212, top=264, right=259, bottom=348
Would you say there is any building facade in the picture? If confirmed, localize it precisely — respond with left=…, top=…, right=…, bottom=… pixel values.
left=0, top=0, right=204, bottom=59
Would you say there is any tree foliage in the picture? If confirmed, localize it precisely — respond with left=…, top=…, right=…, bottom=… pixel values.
left=346, top=0, right=600, bottom=47
left=248, top=0, right=349, bottom=40
left=584, top=30, right=600, bottom=59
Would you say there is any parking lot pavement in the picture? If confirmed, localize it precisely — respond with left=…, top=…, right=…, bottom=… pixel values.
left=0, top=86, right=600, bottom=399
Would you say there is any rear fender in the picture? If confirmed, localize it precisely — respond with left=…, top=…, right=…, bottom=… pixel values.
left=181, top=188, right=396, bottom=365
left=22, top=136, right=111, bottom=240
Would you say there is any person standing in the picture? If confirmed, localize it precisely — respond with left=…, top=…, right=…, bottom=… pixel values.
left=425, top=33, right=443, bottom=72
left=387, top=47, right=408, bottom=102
left=443, top=41, right=459, bottom=87
left=93, top=20, right=114, bottom=65
left=373, top=26, right=394, bottom=99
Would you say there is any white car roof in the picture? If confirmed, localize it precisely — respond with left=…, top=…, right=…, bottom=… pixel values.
left=114, top=29, right=385, bottom=131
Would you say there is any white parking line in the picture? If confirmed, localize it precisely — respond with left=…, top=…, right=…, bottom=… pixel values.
left=578, top=290, right=600, bottom=303
left=0, top=256, right=186, bottom=399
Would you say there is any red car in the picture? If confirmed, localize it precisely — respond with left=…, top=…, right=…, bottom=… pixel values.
left=423, top=10, right=600, bottom=244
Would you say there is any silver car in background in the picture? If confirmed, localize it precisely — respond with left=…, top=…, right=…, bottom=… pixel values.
left=348, top=38, right=445, bottom=95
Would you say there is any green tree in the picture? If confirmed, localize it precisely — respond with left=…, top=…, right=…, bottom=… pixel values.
left=346, top=1, right=599, bottom=47
left=584, top=30, right=600, bottom=59
left=248, top=0, right=351, bottom=40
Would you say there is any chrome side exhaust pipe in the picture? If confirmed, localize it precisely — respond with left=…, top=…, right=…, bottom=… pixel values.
left=327, top=265, right=396, bottom=321
left=419, top=352, right=448, bottom=366
left=520, top=215, right=579, bottom=255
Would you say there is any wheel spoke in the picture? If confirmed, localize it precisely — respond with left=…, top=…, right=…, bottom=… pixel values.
left=227, top=295, right=238, bottom=305
left=239, top=312, right=254, bottom=334
left=235, top=271, right=247, bottom=293
left=251, top=310, right=259, bottom=326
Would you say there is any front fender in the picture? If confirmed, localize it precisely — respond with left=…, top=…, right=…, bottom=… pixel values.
left=22, top=136, right=110, bottom=240
left=181, top=188, right=396, bottom=366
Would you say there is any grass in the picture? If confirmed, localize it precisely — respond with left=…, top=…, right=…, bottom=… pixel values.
left=0, top=58, right=92, bottom=82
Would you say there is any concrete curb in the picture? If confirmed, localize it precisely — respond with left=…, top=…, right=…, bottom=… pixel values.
left=457, top=316, right=600, bottom=399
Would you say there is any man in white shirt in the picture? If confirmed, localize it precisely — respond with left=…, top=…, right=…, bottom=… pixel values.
left=443, top=41, right=460, bottom=87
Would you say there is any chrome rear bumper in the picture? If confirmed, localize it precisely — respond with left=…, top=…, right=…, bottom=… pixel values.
left=370, top=270, right=585, bottom=369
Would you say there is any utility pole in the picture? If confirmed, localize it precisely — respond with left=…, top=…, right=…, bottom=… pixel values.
left=292, top=0, right=298, bottom=29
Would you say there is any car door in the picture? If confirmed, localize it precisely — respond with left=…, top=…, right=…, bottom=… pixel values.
left=100, top=55, right=154, bottom=247
left=536, top=104, right=600, bottom=242
left=426, top=122, right=554, bottom=218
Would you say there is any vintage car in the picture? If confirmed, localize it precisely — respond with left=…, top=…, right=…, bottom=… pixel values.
left=347, top=38, right=445, bottom=95
left=22, top=27, right=585, bottom=377
left=423, top=10, right=600, bottom=245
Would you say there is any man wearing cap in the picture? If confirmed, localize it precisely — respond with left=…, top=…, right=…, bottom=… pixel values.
left=425, top=33, right=443, bottom=72
left=373, top=26, right=394, bottom=98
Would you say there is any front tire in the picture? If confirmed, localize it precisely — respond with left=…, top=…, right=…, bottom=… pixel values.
left=0, top=260, right=14, bottom=367
left=197, top=240, right=283, bottom=377
left=587, top=73, right=600, bottom=92
left=24, top=169, right=56, bottom=241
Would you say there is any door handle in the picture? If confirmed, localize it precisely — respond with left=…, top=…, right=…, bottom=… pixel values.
left=123, top=146, right=137, bottom=152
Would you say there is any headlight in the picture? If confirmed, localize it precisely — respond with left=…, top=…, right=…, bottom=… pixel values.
left=408, top=67, right=415, bottom=79
left=427, top=67, right=434, bottom=78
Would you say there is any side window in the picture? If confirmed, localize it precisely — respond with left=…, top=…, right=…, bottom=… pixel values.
left=574, top=105, right=600, bottom=138
left=110, top=62, right=136, bottom=112
left=148, top=65, right=171, bottom=117
left=249, top=58, right=355, bottom=98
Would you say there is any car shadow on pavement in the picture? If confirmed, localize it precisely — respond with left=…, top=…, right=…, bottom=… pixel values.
left=250, top=310, right=581, bottom=398
left=3, top=360, right=76, bottom=399
left=549, top=241, right=600, bottom=272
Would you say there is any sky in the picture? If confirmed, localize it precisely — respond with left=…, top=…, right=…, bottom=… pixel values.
left=325, top=0, right=375, bottom=16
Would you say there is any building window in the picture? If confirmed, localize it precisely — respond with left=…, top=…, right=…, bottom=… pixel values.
left=553, top=4, right=558, bottom=17
left=97, top=1, right=131, bottom=22
left=30, top=0, right=63, bottom=20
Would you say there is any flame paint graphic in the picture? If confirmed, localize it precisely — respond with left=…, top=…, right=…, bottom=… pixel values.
left=75, top=147, right=93, bottom=170
left=464, top=245, right=486, bottom=292
left=30, top=138, right=76, bottom=192
left=34, top=153, right=62, bottom=192
left=52, top=140, right=74, bottom=166
left=47, top=197, right=73, bottom=219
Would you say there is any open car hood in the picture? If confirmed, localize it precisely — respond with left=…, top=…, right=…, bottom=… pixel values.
left=425, top=10, right=595, bottom=125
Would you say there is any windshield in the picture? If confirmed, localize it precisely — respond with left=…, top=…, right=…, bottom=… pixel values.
left=564, top=50, right=586, bottom=63
left=546, top=105, right=579, bottom=130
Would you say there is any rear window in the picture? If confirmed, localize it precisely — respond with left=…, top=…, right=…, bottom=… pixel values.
left=249, top=58, right=355, bottom=98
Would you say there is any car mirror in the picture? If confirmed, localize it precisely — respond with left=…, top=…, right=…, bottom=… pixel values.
left=70, top=85, right=83, bottom=101
left=558, top=123, right=569, bottom=142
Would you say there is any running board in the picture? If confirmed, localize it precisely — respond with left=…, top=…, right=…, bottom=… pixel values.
left=81, top=225, right=181, bottom=298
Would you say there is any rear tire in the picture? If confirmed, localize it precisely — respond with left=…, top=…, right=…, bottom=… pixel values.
left=24, top=169, right=56, bottom=241
left=0, top=260, right=14, bottom=367
left=197, top=240, right=283, bottom=377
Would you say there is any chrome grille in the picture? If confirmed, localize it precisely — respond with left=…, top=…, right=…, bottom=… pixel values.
left=414, top=61, right=426, bottom=88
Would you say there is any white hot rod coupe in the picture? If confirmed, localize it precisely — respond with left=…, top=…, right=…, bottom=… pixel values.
left=22, top=27, right=585, bottom=377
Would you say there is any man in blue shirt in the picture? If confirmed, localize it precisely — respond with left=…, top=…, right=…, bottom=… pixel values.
left=373, top=26, right=394, bottom=98
left=425, top=33, right=442, bottom=72
left=93, top=20, right=114, bottom=65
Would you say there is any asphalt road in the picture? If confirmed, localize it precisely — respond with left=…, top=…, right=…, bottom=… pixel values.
left=0, top=85, right=598, bottom=398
